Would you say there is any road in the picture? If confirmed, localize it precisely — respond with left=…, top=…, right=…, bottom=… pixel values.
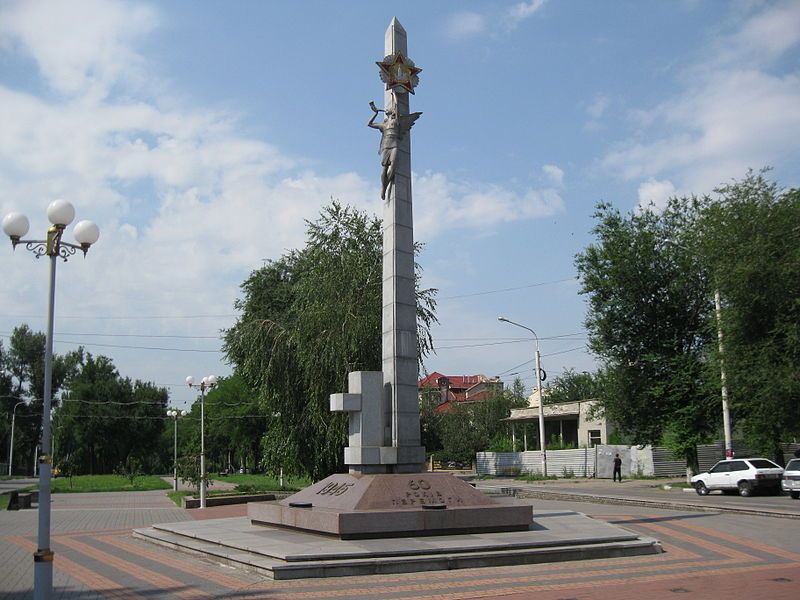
left=1, top=485, right=799, bottom=599
left=0, top=478, right=37, bottom=496
left=476, top=477, right=800, bottom=518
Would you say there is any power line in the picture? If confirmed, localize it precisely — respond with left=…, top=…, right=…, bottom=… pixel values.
left=0, top=334, right=221, bottom=353
left=496, top=357, right=536, bottom=377
left=543, top=345, right=586, bottom=357
left=27, top=332, right=219, bottom=340
left=434, top=339, right=532, bottom=350
left=2, top=314, right=235, bottom=321
left=439, top=276, right=578, bottom=300
left=59, top=398, right=253, bottom=408
left=434, top=333, right=586, bottom=342
left=52, top=414, right=269, bottom=420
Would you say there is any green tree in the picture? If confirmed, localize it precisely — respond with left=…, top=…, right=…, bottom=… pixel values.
left=224, top=202, right=438, bottom=480
left=1, top=325, right=82, bottom=474
left=418, top=386, right=443, bottom=455
left=510, top=377, right=527, bottom=404
left=0, top=341, right=14, bottom=464
left=576, top=198, right=718, bottom=468
left=436, top=387, right=527, bottom=462
left=544, top=369, right=601, bottom=405
left=204, top=375, right=266, bottom=473
left=693, top=172, right=800, bottom=461
left=55, top=354, right=169, bottom=474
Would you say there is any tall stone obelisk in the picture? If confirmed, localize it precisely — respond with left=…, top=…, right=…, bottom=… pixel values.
left=246, top=19, right=533, bottom=537
left=379, top=18, right=425, bottom=473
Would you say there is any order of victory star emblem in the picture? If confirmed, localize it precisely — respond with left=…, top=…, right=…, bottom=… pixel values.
left=377, top=52, right=421, bottom=94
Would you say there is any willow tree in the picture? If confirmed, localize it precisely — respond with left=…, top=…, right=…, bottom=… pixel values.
left=223, top=202, right=437, bottom=480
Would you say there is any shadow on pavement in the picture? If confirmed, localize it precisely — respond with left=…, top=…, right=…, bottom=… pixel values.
left=605, top=512, right=717, bottom=526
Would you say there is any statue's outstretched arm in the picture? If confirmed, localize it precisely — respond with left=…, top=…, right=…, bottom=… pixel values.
left=367, top=102, right=383, bottom=129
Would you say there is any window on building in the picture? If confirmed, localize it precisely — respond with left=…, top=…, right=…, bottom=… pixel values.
left=588, top=430, right=602, bottom=447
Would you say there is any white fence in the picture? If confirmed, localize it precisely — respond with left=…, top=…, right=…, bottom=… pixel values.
left=477, top=445, right=654, bottom=478
left=476, top=448, right=597, bottom=478
left=477, top=442, right=799, bottom=478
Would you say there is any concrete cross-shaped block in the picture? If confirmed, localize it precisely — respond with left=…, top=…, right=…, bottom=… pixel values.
left=331, top=371, right=397, bottom=471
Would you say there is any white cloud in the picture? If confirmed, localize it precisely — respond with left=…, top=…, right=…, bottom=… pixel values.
left=413, top=172, right=564, bottom=240
left=598, top=1, right=800, bottom=197
left=0, top=0, right=565, bottom=399
left=637, top=178, right=677, bottom=211
left=710, top=0, right=800, bottom=69
left=444, top=0, right=547, bottom=40
left=584, top=94, right=611, bottom=131
left=542, top=164, right=564, bottom=187
left=506, top=0, right=548, bottom=30
left=586, top=94, right=610, bottom=119
left=0, top=0, right=157, bottom=98
left=602, top=68, right=800, bottom=191
left=444, top=11, right=486, bottom=40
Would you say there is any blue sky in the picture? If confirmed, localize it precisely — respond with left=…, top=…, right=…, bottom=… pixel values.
left=1, top=0, right=799, bottom=409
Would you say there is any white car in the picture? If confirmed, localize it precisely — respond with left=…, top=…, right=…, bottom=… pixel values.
left=691, top=458, right=783, bottom=497
left=782, top=458, right=800, bottom=500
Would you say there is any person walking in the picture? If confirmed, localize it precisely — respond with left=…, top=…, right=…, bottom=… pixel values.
left=613, top=453, right=623, bottom=482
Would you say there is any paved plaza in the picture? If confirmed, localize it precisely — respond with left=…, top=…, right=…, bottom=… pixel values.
left=2, top=483, right=800, bottom=599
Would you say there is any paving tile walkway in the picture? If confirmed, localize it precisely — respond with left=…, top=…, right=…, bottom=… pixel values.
left=3, top=489, right=800, bottom=599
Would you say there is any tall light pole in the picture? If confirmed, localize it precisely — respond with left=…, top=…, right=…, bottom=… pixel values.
left=166, top=409, right=187, bottom=491
left=668, top=239, right=733, bottom=459
left=186, top=375, right=217, bottom=508
left=714, top=289, right=733, bottom=458
left=3, top=200, right=100, bottom=600
left=498, top=316, right=547, bottom=477
left=8, top=400, right=26, bottom=476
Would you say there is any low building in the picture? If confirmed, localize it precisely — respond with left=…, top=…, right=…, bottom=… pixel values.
left=503, top=389, right=614, bottom=451
left=418, top=372, right=503, bottom=413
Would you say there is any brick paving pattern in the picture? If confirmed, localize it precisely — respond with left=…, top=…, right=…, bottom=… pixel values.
left=2, top=491, right=799, bottom=599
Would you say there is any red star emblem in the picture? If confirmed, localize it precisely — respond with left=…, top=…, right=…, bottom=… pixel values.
left=377, top=52, right=422, bottom=94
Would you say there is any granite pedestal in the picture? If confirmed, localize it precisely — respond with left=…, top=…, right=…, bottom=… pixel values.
left=247, top=472, right=532, bottom=539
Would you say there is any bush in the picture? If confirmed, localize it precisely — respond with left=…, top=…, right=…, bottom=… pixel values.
left=487, top=434, right=515, bottom=452
left=515, top=472, right=557, bottom=481
left=499, top=467, right=521, bottom=477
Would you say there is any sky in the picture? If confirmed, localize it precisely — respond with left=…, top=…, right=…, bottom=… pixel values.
left=1, top=0, right=799, bottom=410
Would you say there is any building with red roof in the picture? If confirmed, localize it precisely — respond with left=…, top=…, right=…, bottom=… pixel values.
left=418, top=371, right=504, bottom=413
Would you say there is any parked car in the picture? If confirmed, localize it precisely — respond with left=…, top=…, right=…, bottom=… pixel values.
left=782, top=458, right=800, bottom=499
left=691, top=458, right=783, bottom=497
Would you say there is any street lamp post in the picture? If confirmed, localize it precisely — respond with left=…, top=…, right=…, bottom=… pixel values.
left=498, top=316, right=547, bottom=477
left=714, top=289, right=733, bottom=459
left=2, top=200, right=99, bottom=600
left=8, top=401, right=26, bottom=476
left=668, top=239, right=733, bottom=459
left=166, top=409, right=188, bottom=492
left=186, top=375, right=217, bottom=508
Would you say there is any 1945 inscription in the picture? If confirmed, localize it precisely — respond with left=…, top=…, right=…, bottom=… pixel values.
left=314, top=478, right=465, bottom=507
left=316, top=482, right=354, bottom=496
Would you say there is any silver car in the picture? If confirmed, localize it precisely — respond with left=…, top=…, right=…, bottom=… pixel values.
left=782, top=458, right=800, bottom=500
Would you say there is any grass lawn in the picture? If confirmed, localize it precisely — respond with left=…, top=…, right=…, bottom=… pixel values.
left=211, top=472, right=309, bottom=492
left=51, top=474, right=172, bottom=493
left=0, top=494, right=9, bottom=510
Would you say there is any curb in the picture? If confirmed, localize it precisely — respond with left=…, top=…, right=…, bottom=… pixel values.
left=507, top=487, right=800, bottom=520
left=182, top=493, right=278, bottom=509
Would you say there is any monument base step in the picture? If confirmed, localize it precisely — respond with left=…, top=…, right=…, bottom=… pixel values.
left=133, top=512, right=662, bottom=580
